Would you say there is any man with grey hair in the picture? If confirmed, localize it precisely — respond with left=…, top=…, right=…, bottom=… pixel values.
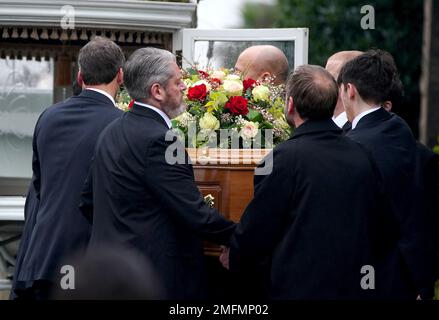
left=12, top=37, right=124, bottom=300
left=81, top=47, right=235, bottom=299
left=223, top=65, right=386, bottom=299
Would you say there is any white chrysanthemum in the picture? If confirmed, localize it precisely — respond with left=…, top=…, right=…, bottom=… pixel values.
left=199, top=112, right=220, bottom=130
left=252, top=85, right=270, bottom=102
left=223, top=80, right=243, bottom=96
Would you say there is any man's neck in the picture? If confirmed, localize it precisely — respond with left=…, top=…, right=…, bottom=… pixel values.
left=351, top=105, right=381, bottom=130
left=84, top=84, right=116, bottom=100
left=138, top=99, right=167, bottom=114
left=135, top=100, right=172, bottom=129
left=351, top=101, right=377, bottom=121
left=293, top=116, right=305, bottom=129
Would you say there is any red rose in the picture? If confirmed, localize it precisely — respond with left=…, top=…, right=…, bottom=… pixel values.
left=128, top=100, right=135, bottom=109
left=187, top=84, right=207, bottom=101
left=225, top=96, right=249, bottom=116
left=243, top=78, right=257, bottom=93
left=198, top=70, right=210, bottom=78
left=210, top=78, right=222, bottom=89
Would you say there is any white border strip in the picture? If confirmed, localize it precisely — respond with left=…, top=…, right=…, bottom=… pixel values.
left=0, top=197, right=25, bottom=221
left=0, top=0, right=197, bottom=31
left=182, top=28, right=309, bottom=69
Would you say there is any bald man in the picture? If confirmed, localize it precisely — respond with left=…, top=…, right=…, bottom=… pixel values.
left=234, top=45, right=289, bottom=85
left=325, top=51, right=363, bottom=130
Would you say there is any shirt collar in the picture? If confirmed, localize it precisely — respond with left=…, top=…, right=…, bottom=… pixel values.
left=85, top=88, right=116, bottom=106
left=332, top=111, right=348, bottom=129
left=351, top=107, right=381, bottom=130
left=291, top=118, right=341, bottom=139
left=134, top=101, right=172, bottom=129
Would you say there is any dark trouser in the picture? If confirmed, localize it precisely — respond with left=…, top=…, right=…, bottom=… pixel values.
left=13, top=280, right=54, bottom=300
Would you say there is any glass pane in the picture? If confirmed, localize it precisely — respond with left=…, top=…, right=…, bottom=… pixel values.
left=0, top=57, right=54, bottom=178
left=192, top=40, right=295, bottom=72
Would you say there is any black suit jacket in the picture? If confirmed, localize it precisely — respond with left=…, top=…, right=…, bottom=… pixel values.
left=12, top=90, right=123, bottom=292
left=347, top=108, right=436, bottom=299
left=10, top=181, right=39, bottom=298
left=342, top=121, right=352, bottom=134
left=230, top=119, right=385, bottom=299
left=81, top=103, right=235, bottom=299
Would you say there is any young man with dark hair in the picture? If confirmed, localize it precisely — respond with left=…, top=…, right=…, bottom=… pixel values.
left=11, top=37, right=125, bottom=300
left=339, top=49, right=436, bottom=299
left=325, top=50, right=363, bottom=130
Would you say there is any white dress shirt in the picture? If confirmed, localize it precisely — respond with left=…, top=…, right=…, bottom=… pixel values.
left=134, top=101, right=172, bottom=129
left=351, top=107, right=381, bottom=130
left=85, top=88, right=116, bottom=106
left=332, top=111, right=348, bottom=129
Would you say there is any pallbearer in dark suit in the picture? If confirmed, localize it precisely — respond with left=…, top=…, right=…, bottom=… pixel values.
left=223, top=65, right=386, bottom=299
left=382, top=77, right=439, bottom=285
left=81, top=48, right=235, bottom=300
left=339, top=50, right=436, bottom=299
left=11, top=37, right=125, bottom=299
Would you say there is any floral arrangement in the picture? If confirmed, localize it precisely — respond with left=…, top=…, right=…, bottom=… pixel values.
left=115, top=68, right=292, bottom=149
left=115, top=87, right=134, bottom=111
left=172, top=67, right=291, bottom=149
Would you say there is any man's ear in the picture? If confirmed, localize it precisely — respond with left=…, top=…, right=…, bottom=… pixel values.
left=287, top=96, right=294, bottom=115
left=117, top=68, right=124, bottom=86
left=346, top=83, right=357, bottom=100
left=150, top=83, right=164, bottom=102
left=383, top=101, right=392, bottom=112
left=77, top=71, right=84, bottom=88
left=260, top=71, right=271, bottom=82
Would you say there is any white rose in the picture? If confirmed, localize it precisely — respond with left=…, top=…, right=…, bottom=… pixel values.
left=252, top=85, right=270, bottom=101
left=240, top=121, right=259, bottom=140
left=225, top=74, right=241, bottom=81
left=223, top=80, right=243, bottom=96
left=199, top=113, right=220, bottom=130
left=211, top=70, right=226, bottom=81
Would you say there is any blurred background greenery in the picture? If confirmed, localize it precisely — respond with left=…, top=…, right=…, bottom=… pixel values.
left=242, top=0, right=424, bottom=137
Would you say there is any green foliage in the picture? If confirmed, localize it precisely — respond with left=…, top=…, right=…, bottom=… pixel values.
left=434, top=135, right=439, bottom=155
left=242, top=0, right=424, bottom=135
left=242, top=3, right=281, bottom=28
left=247, top=109, right=263, bottom=122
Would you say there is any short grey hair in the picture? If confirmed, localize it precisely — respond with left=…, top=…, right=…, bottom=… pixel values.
left=124, top=47, right=176, bottom=101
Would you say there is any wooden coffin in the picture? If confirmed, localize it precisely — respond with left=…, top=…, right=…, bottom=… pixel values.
left=186, top=148, right=271, bottom=256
